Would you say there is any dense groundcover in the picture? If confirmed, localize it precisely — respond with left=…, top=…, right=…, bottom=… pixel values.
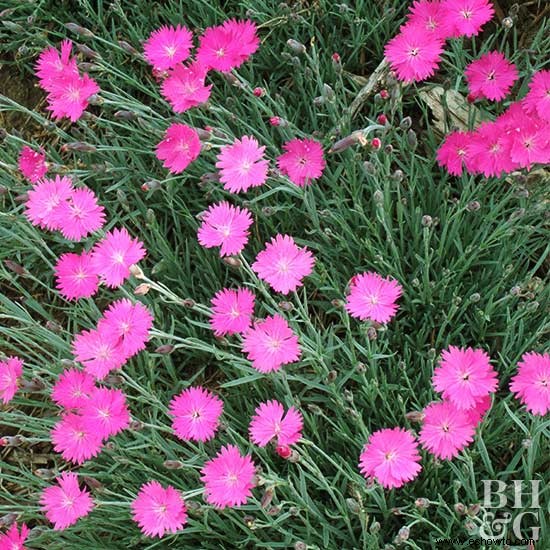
left=0, top=1, right=549, bottom=549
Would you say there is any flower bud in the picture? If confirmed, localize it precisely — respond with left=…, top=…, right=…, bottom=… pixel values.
left=329, top=133, right=360, bottom=154
left=134, top=283, right=151, bottom=296
left=278, top=301, right=294, bottom=311
left=223, top=256, right=242, bottom=268
left=407, top=129, right=418, bottom=149
left=61, top=141, right=97, bottom=153
left=163, top=460, right=184, bottom=469
left=76, top=43, right=100, bottom=59
left=65, top=22, right=94, bottom=37
left=371, top=137, right=382, bottom=150
left=346, top=498, right=360, bottom=514
left=377, top=114, right=388, bottom=125
left=46, top=320, right=63, bottom=333
left=260, top=488, right=274, bottom=508
left=332, top=52, right=342, bottom=73
left=363, top=161, right=376, bottom=175
left=399, top=116, right=412, bottom=130
left=276, top=444, right=292, bottom=459
left=35, top=468, right=56, bottom=479
left=379, top=89, right=389, bottom=100
left=4, top=260, right=26, bottom=275
left=397, top=526, right=410, bottom=541
left=294, top=543, right=307, bottom=550
left=114, top=110, right=138, bottom=120
left=405, top=410, right=425, bottom=423
left=287, top=39, right=306, bottom=54
left=415, top=498, right=429, bottom=509
left=129, top=264, right=145, bottom=279
left=502, top=16, right=514, bottom=28
left=118, top=40, right=139, bottom=55
left=155, top=344, right=174, bottom=354
left=253, top=87, right=265, bottom=97
left=454, top=503, right=466, bottom=515
left=129, top=420, right=144, bottom=431
left=421, top=215, right=433, bottom=227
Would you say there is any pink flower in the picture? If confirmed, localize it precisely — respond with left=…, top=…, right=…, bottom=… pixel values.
left=359, top=427, right=422, bottom=489
left=91, top=227, right=146, bottom=288
left=18, top=146, right=47, bottom=183
left=40, top=472, right=94, bottom=530
left=463, top=395, right=492, bottom=425
left=345, top=271, right=402, bottom=324
left=131, top=481, right=187, bottom=538
left=242, top=314, right=301, bottom=373
left=276, top=138, right=325, bottom=187
left=406, top=0, right=454, bottom=39
left=468, top=121, right=517, bottom=177
left=510, top=351, right=550, bottom=416
left=0, top=356, right=23, bottom=404
left=98, top=299, right=153, bottom=357
left=54, top=251, right=99, bottom=301
left=161, top=62, right=212, bottom=113
left=443, top=0, right=495, bottom=37
left=249, top=400, right=303, bottom=447
left=200, top=445, right=256, bottom=508
left=523, top=70, right=550, bottom=121
left=465, top=52, right=518, bottom=101
left=436, top=131, right=474, bottom=176
left=155, top=123, right=201, bottom=174
left=51, top=368, right=95, bottom=409
left=169, top=386, right=223, bottom=442
left=508, top=119, right=550, bottom=170
left=143, top=25, right=193, bottom=71
left=25, top=175, right=73, bottom=230
left=216, top=136, right=269, bottom=193
left=72, top=327, right=127, bottom=379
left=419, top=400, right=476, bottom=459
left=51, top=413, right=104, bottom=464
left=196, top=19, right=259, bottom=72
left=46, top=72, right=100, bottom=122
left=35, top=40, right=78, bottom=92
left=0, top=522, right=29, bottom=549
left=210, top=287, right=255, bottom=336
left=252, top=234, right=314, bottom=294
left=80, top=387, right=130, bottom=439
left=197, top=201, right=253, bottom=257
left=433, top=346, right=498, bottom=410
left=384, top=24, right=444, bottom=83
left=52, top=188, right=105, bottom=241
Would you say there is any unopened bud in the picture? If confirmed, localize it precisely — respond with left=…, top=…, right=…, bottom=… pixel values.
left=405, top=410, right=425, bottom=423
left=83, top=476, right=104, bottom=490
left=65, top=22, right=94, bottom=37
left=346, top=498, right=360, bottom=514
left=322, top=83, right=334, bottom=101
left=287, top=39, right=306, bottom=54
left=422, top=215, right=433, bottom=227
left=223, top=256, right=242, bottom=268
left=502, top=16, right=514, bottom=29
left=163, top=460, right=184, bottom=469
left=155, top=344, right=174, bottom=354
left=407, top=129, right=418, bottom=149
left=397, top=526, right=410, bottom=541
left=276, top=444, right=292, bottom=459
left=62, top=142, right=97, bottom=153
left=370, top=521, right=381, bottom=534
left=35, top=468, right=55, bottom=479
left=278, top=301, right=294, bottom=311
left=332, top=52, right=342, bottom=73
left=373, top=190, right=384, bottom=204
left=377, top=114, right=388, bottom=125
left=4, top=260, right=26, bottom=275
left=330, top=133, right=360, bottom=154
left=294, top=543, right=307, bottom=550
left=253, top=87, right=265, bottom=97
left=134, top=283, right=151, bottom=296
left=366, top=327, right=377, bottom=341
left=141, top=179, right=161, bottom=192
left=467, top=200, right=481, bottom=211
left=467, top=503, right=481, bottom=516
left=260, top=488, right=274, bottom=508
left=379, top=89, right=389, bottom=100
left=76, top=43, right=99, bottom=59
left=129, top=420, right=143, bottom=431
left=129, top=264, right=145, bottom=279
left=371, top=137, right=382, bottom=150
left=415, top=498, right=429, bottom=509
left=46, top=320, right=63, bottom=333
left=363, top=161, right=376, bottom=175
left=399, top=116, right=412, bottom=130
left=114, top=110, right=138, bottom=120
left=118, top=40, right=139, bottom=56
left=454, top=503, right=466, bottom=515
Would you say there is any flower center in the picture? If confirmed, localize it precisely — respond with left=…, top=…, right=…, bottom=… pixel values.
left=277, top=260, right=290, bottom=273
left=177, top=140, right=190, bottom=153
left=457, top=148, right=466, bottom=157
left=267, top=338, right=282, bottom=351
left=155, top=503, right=168, bottom=515
left=489, top=143, right=500, bottom=154
left=215, top=48, right=225, bottom=58
left=441, top=423, right=450, bottom=433
left=164, top=45, right=177, bottom=59
left=408, top=47, right=420, bottom=58
left=226, top=472, right=238, bottom=485
left=75, top=269, right=87, bottom=281
left=230, top=307, right=240, bottom=318
left=460, top=9, right=473, bottom=20
left=97, top=344, right=111, bottom=360
left=384, top=451, right=397, bottom=462
left=67, top=87, right=80, bottom=101
left=62, top=496, right=75, bottom=509
left=98, top=408, right=110, bottom=419
left=112, top=252, right=125, bottom=264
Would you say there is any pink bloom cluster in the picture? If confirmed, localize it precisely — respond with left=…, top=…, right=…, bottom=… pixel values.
left=48, top=299, right=152, bottom=467
left=25, top=175, right=105, bottom=240
left=438, top=70, right=550, bottom=177
left=359, top=346, right=497, bottom=488
left=35, top=39, right=99, bottom=122
left=385, top=0, right=494, bottom=83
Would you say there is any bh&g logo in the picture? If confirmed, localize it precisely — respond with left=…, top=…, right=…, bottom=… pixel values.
left=480, top=480, right=542, bottom=541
